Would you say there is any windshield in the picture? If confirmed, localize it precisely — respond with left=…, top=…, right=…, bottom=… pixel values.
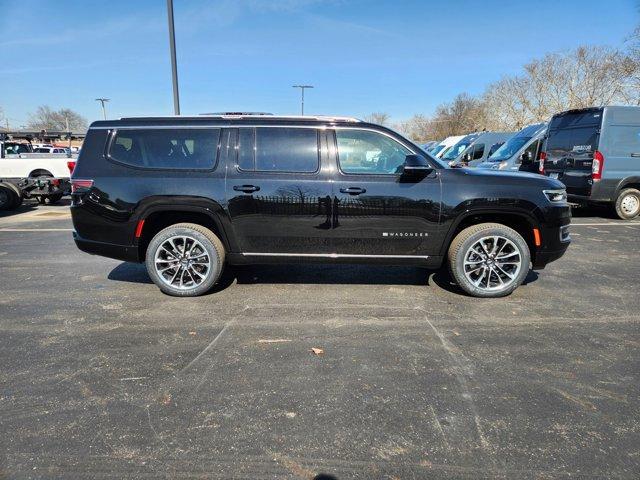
left=442, top=142, right=471, bottom=160
left=430, top=144, right=445, bottom=156
left=487, top=136, right=531, bottom=161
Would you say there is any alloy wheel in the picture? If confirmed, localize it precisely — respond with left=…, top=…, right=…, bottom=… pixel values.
left=463, top=235, right=522, bottom=291
left=154, top=235, right=211, bottom=290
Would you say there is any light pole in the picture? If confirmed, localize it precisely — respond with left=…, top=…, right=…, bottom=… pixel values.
left=292, top=85, right=313, bottom=116
left=95, top=98, right=109, bottom=120
left=167, top=0, right=180, bottom=115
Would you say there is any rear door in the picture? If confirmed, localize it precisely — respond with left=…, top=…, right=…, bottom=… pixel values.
left=329, top=128, right=442, bottom=258
left=544, top=109, right=603, bottom=196
left=225, top=126, right=334, bottom=254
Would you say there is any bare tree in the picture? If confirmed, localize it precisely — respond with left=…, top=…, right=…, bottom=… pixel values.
left=364, top=112, right=391, bottom=126
left=394, top=114, right=433, bottom=142
left=429, top=93, right=488, bottom=139
left=483, top=45, right=640, bottom=130
left=27, top=106, right=88, bottom=132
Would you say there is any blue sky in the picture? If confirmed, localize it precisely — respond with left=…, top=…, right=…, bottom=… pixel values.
left=0, top=0, right=637, bottom=126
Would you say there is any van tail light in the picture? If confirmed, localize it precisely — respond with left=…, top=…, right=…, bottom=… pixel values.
left=67, top=161, right=76, bottom=174
left=538, top=151, right=546, bottom=174
left=71, top=179, right=93, bottom=193
left=592, top=151, right=604, bottom=181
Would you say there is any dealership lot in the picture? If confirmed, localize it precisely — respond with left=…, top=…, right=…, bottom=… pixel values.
left=0, top=202, right=638, bottom=478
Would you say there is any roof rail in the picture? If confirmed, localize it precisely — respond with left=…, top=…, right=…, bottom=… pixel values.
left=118, top=114, right=361, bottom=122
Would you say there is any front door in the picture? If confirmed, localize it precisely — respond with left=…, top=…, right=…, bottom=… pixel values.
left=225, top=126, right=334, bottom=254
left=329, top=128, right=442, bottom=258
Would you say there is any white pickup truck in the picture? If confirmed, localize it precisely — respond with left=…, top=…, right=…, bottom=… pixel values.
left=0, top=152, right=75, bottom=180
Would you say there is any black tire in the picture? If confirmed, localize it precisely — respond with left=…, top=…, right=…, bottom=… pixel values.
left=614, top=188, right=640, bottom=220
left=145, top=223, right=226, bottom=297
left=3, top=182, right=23, bottom=209
left=447, top=223, right=531, bottom=298
left=0, top=184, right=19, bottom=211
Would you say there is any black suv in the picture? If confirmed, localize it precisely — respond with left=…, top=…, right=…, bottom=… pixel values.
left=71, top=115, right=571, bottom=298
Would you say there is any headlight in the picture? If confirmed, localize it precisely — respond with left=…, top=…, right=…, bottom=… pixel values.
left=543, top=189, right=567, bottom=203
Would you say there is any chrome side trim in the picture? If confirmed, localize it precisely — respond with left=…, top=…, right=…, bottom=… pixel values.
left=241, top=252, right=429, bottom=259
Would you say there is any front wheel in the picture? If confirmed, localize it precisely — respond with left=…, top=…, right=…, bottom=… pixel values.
left=145, top=223, right=226, bottom=297
left=447, top=223, right=531, bottom=298
left=615, top=188, right=640, bottom=220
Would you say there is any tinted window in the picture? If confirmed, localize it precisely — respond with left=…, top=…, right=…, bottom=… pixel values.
left=607, top=126, right=640, bottom=157
left=336, top=129, right=411, bottom=174
left=109, top=128, right=220, bottom=169
left=472, top=143, right=485, bottom=159
left=237, top=127, right=319, bottom=173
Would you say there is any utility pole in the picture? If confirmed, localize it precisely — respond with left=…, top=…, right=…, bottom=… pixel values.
left=95, top=98, right=109, bottom=120
left=292, top=85, right=313, bottom=116
left=167, top=0, right=180, bottom=115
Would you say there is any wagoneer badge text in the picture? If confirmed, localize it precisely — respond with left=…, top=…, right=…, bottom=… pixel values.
left=382, top=232, right=429, bottom=237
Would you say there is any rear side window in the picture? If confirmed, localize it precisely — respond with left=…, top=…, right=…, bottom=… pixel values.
left=237, top=127, right=319, bottom=173
left=108, top=128, right=220, bottom=169
left=607, top=126, right=640, bottom=157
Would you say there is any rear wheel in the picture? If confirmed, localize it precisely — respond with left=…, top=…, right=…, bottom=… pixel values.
left=448, top=223, right=531, bottom=298
left=145, top=223, right=225, bottom=297
left=3, top=182, right=23, bottom=209
left=615, top=188, right=640, bottom=220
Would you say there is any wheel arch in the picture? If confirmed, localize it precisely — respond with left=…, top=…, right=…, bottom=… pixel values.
left=28, top=169, right=53, bottom=178
left=615, top=177, right=640, bottom=197
left=440, top=208, right=539, bottom=261
left=134, top=198, right=236, bottom=261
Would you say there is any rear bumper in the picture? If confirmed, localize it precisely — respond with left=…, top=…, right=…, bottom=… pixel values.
left=73, top=231, right=140, bottom=263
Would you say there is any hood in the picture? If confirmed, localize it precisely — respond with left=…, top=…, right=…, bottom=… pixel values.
left=453, top=166, right=565, bottom=189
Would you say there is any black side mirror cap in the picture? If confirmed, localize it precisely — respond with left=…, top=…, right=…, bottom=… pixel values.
left=403, top=154, right=433, bottom=174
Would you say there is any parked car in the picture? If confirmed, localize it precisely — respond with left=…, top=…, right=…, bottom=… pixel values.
left=33, top=147, right=68, bottom=154
left=433, top=135, right=465, bottom=158
left=445, top=132, right=515, bottom=167
left=477, top=123, right=547, bottom=172
left=540, top=106, right=640, bottom=220
left=421, top=141, right=437, bottom=151
left=71, top=114, right=570, bottom=298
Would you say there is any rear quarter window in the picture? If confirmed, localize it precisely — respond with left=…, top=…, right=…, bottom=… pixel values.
left=108, top=128, right=220, bottom=170
left=606, top=126, right=640, bottom=157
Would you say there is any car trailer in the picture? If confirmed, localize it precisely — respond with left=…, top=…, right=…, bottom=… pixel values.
left=0, top=177, right=70, bottom=211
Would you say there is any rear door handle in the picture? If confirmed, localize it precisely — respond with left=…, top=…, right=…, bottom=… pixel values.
left=233, top=185, right=260, bottom=193
left=340, top=187, right=366, bottom=195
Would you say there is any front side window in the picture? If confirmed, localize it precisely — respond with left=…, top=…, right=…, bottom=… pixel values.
left=472, top=143, right=486, bottom=160
left=336, top=129, right=411, bottom=175
left=109, top=128, right=220, bottom=169
left=237, top=127, right=319, bottom=173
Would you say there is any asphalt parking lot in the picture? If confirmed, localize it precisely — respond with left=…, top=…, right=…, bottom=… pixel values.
left=0, top=200, right=639, bottom=479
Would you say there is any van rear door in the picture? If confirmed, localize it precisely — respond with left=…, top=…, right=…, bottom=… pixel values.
left=544, top=108, right=603, bottom=196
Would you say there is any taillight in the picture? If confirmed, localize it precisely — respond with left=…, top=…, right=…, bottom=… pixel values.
left=538, top=151, right=546, bottom=174
left=592, top=151, right=604, bottom=181
left=67, top=161, right=76, bottom=174
left=71, top=179, right=93, bottom=193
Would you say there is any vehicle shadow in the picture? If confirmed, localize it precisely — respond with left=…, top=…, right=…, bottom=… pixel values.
left=107, top=262, right=539, bottom=295
left=570, top=203, right=616, bottom=219
left=0, top=197, right=71, bottom=218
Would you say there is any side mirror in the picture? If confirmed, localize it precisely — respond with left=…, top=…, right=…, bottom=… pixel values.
left=520, top=150, right=533, bottom=165
left=403, top=154, right=432, bottom=174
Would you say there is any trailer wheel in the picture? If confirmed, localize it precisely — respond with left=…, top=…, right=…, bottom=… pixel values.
left=3, top=182, right=23, bottom=209
left=0, top=184, right=19, bottom=211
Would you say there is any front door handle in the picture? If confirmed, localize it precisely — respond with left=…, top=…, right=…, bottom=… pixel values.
left=340, top=187, right=366, bottom=195
left=233, top=185, right=260, bottom=193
